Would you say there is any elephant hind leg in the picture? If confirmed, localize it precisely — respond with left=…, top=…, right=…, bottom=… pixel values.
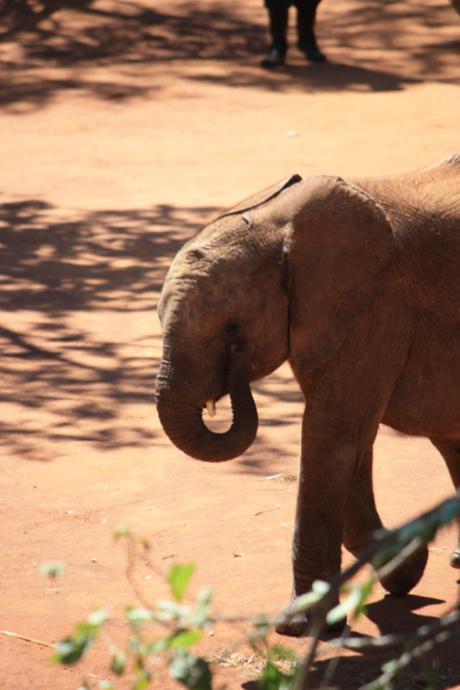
left=343, top=449, right=383, bottom=557
left=430, top=437, right=460, bottom=569
left=343, top=448, right=428, bottom=594
left=378, top=545, right=429, bottom=596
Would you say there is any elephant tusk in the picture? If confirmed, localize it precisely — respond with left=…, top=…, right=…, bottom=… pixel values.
left=206, top=400, right=216, bottom=418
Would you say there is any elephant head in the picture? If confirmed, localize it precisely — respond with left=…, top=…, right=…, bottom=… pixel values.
left=156, top=174, right=394, bottom=462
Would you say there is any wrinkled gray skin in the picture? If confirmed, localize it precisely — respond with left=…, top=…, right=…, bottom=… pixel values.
left=156, top=153, right=460, bottom=636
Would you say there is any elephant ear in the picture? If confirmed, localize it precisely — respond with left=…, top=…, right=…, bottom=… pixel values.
left=284, top=175, right=395, bottom=373
left=216, top=174, right=302, bottom=220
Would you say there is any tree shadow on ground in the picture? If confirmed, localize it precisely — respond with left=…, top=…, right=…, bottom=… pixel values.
left=0, top=0, right=459, bottom=110
left=243, top=595, right=460, bottom=689
left=0, top=198, right=217, bottom=460
left=0, top=195, right=307, bottom=468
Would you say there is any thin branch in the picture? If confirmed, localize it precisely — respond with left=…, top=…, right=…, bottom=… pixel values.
left=359, top=607, right=460, bottom=690
left=319, top=626, right=353, bottom=690
left=290, top=491, right=460, bottom=690
left=0, top=630, right=53, bottom=648
left=331, top=606, right=460, bottom=653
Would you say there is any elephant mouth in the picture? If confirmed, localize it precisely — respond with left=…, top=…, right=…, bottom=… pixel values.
left=201, top=347, right=250, bottom=419
left=202, top=394, right=228, bottom=422
left=199, top=373, right=227, bottom=420
left=205, top=400, right=217, bottom=418
left=157, top=348, right=258, bottom=462
left=202, top=355, right=257, bottom=422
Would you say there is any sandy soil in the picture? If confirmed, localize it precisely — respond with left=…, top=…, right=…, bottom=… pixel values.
left=0, top=0, right=460, bottom=688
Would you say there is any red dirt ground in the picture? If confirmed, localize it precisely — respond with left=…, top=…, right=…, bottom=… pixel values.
left=0, top=1, right=459, bottom=688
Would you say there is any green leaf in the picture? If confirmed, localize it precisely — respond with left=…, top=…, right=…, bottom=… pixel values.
left=126, top=607, right=154, bottom=627
left=283, top=581, right=329, bottom=617
left=196, top=587, right=212, bottom=608
left=149, top=638, right=170, bottom=654
left=87, top=609, right=110, bottom=626
left=196, top=588, right=212, bottom=614
left=170, top=651, right=212, bottom=690
left=53, top=609, right=109, bottom=665
left=327, top=578, right=374, bottom=626
left=353, top=579, right=375, bottom=620
left=312, top=579, right=330, bottom=594
left=190, top=587, right=212, bottom=628
left=133, top=669, right=152, bottom=690
left=382, top=659, right=398, bottom=674
left=156, top=600, right=191, bottom=622
left=40, top=561, right=65, bottom=579
left=54, top=637, right=89, bottom=665
left=110, top=652, right=126, bottom=675
left=269, top=646, right=298, bottom=663
left=257, top=661, right=296, bottom=690
left=114, top=525, right=131, bottom=541
left=168, top=629, right=203, bottom=651
left=193, top=587, right=213, bottom=626
left=169, top=564, right=196, bottom=602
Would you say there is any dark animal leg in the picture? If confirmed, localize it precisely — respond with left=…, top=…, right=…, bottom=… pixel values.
left=261, top=0, right=289, bottom=67
left=295, top=0, right=326, bottom=62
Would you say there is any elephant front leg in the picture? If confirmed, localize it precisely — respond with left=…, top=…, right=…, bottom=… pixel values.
left=430, top=438, right=460, bottom=568
left=343, top=448, right=428, bottom=595
left=276, top=310, right=407, bottom=637
left=276, top=423, right=355, bottom=637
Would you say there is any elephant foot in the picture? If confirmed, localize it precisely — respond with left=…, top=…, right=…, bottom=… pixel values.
left=275, top=613, right=346, bottom=638
left=379, top=543, right=429, bottom=595
left=275, top=610, right=310, bottom=638
left=450, top=547, right=460, bottom=569
left=275, top=598, right=346, bottom=638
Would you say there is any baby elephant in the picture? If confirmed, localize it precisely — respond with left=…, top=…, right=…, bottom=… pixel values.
left=156, top=153, right=460, bottom=636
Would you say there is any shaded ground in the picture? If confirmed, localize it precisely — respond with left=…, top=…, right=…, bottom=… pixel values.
left=1, top=0, right=460, bottom=112
left=0, top=0, right=459, bottom=688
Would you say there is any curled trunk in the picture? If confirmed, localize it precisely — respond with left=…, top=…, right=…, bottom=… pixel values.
left=156, top=351, right=258, bottom=462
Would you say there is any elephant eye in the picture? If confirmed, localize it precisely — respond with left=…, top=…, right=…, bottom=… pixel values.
left=225, top=322, right=239, bottom=337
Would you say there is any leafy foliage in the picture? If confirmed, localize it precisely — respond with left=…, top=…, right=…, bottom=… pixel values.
left=258, top=661, right=296, bottom=690
left=170, top=652, right=212, bottom=690
left=49, top=491, right=460, bottom=690
left=169, top=564, right=196, bottom=603
left=53, top=609, right=110, bottom=665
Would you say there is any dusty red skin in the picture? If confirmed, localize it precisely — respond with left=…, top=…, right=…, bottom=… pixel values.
left=1, top=0, right=459, bottom=688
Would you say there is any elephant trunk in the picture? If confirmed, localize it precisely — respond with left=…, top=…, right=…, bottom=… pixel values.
left=156, top=350, right=258, bottom=462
